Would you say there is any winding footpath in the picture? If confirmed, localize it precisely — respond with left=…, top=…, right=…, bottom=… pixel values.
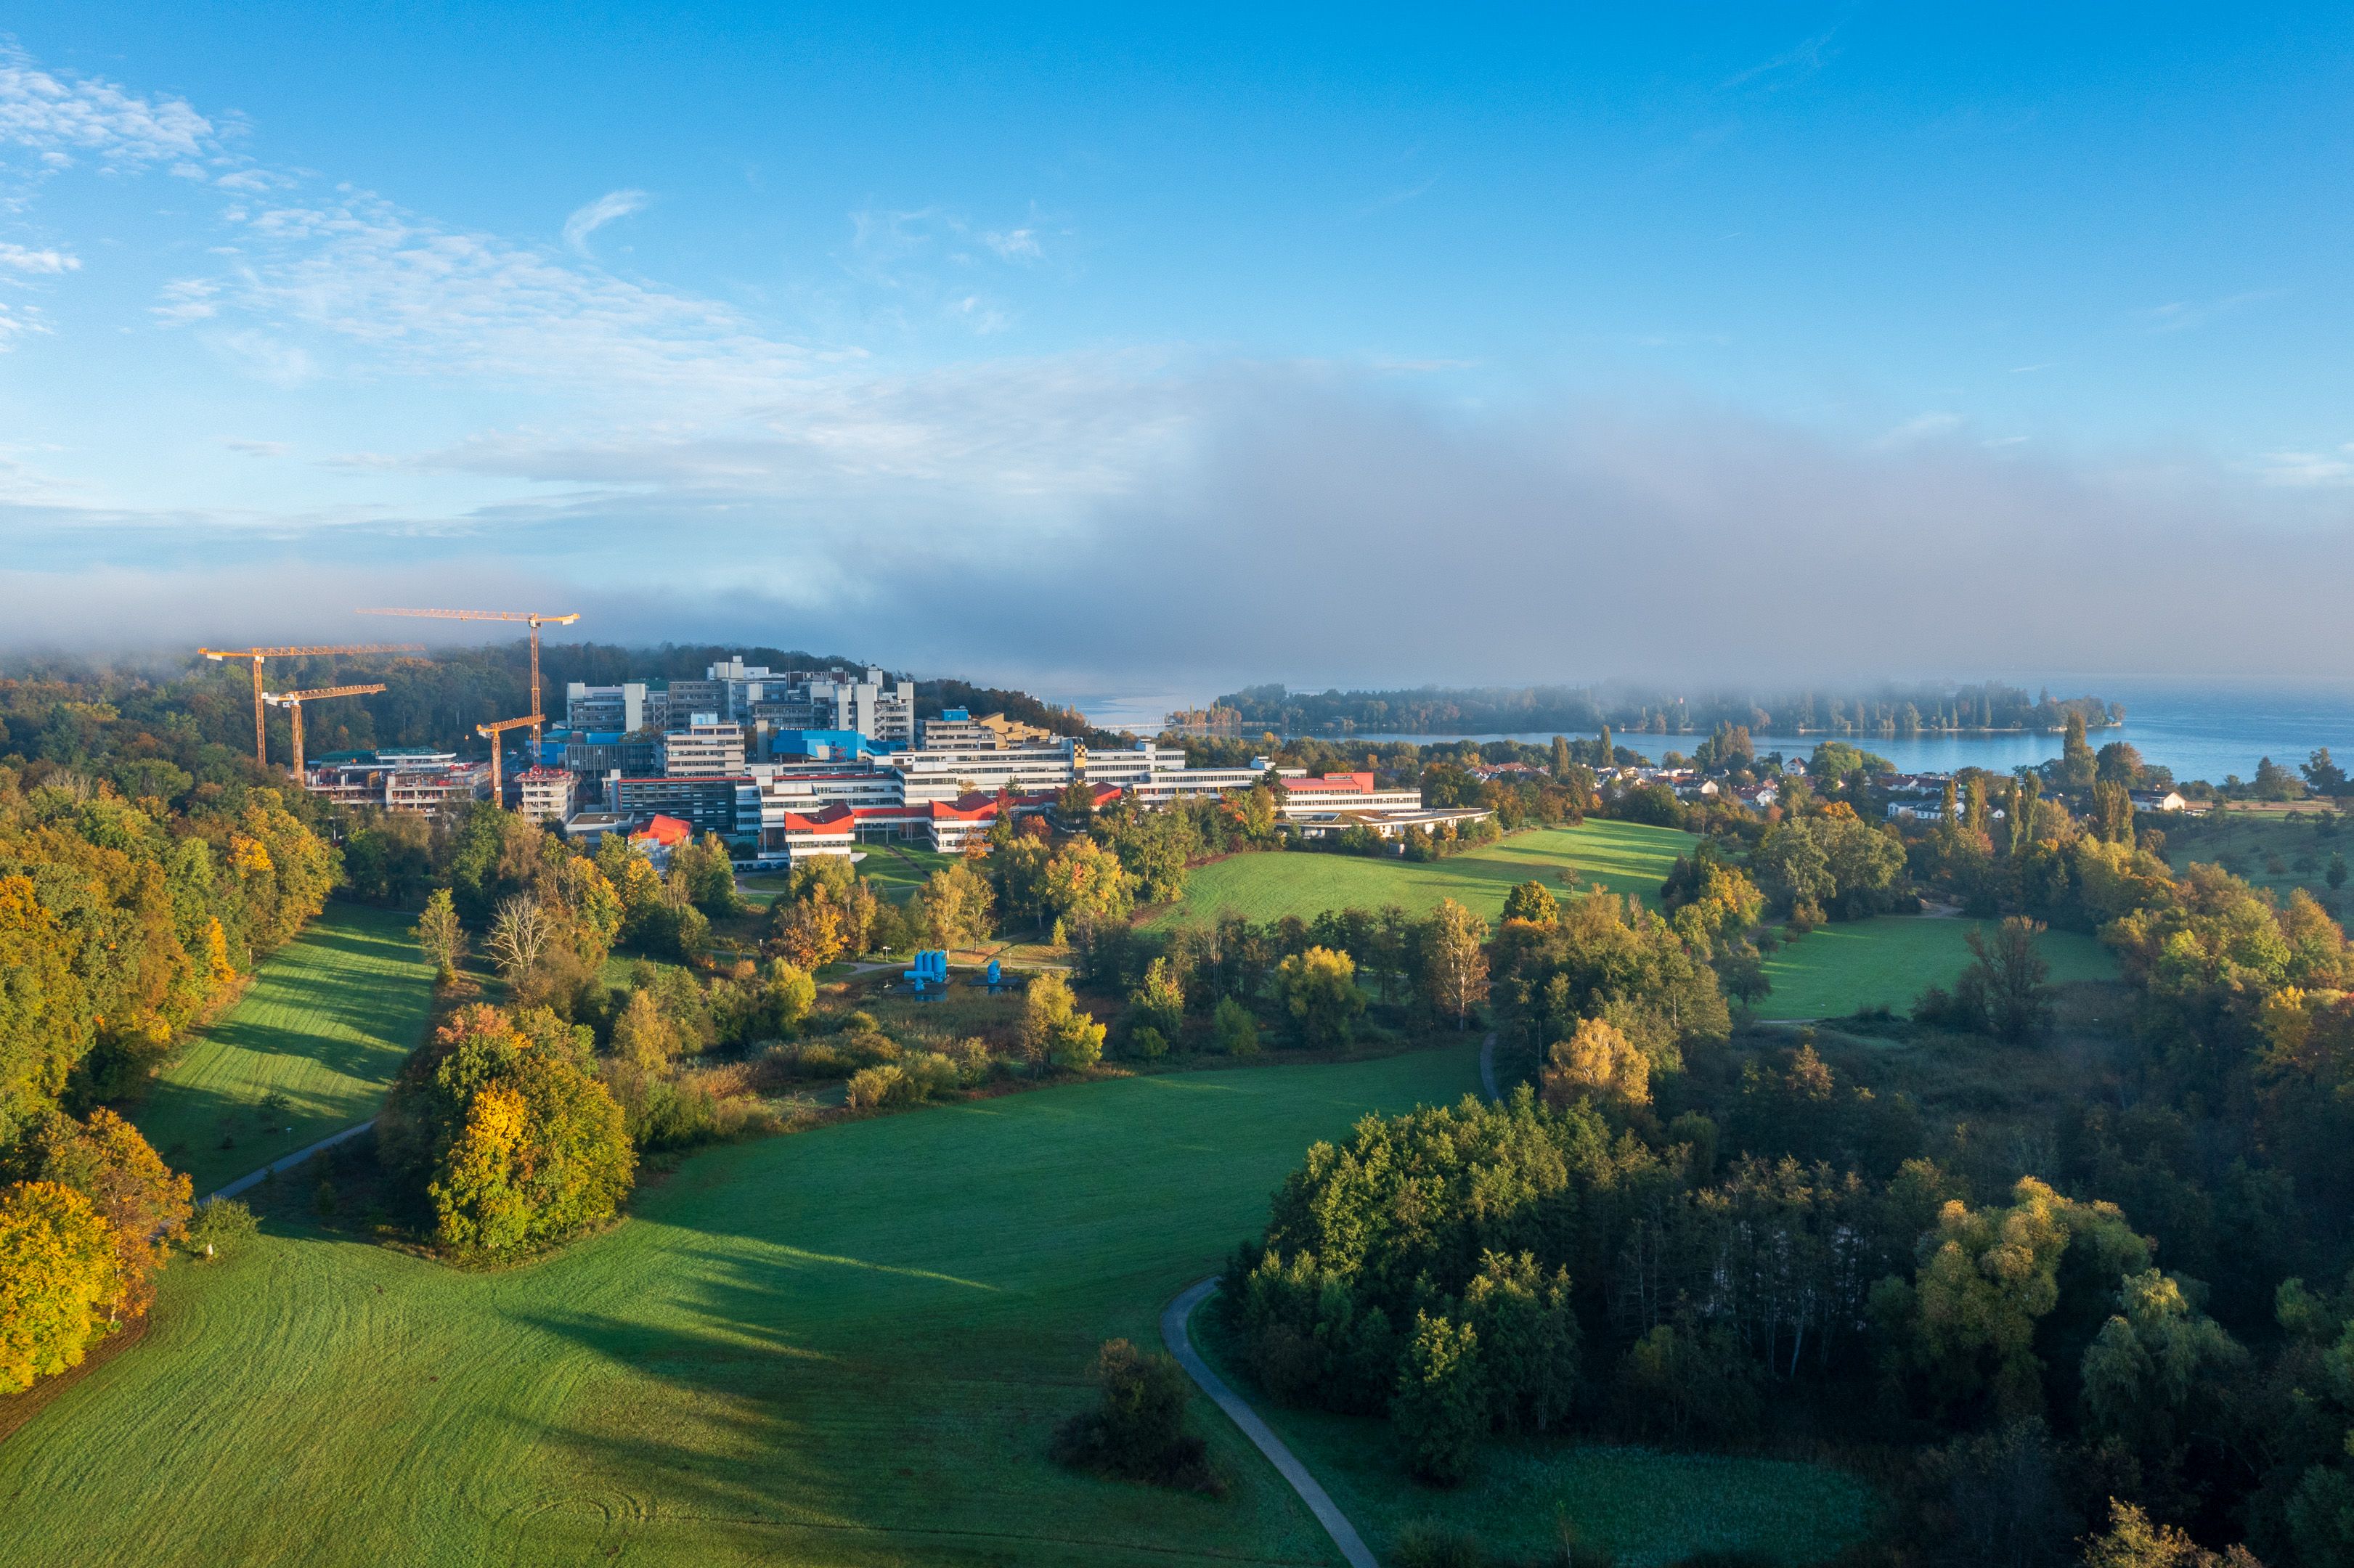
left=1160, top=1031, right=1507, bottom=1568
left=1160, top=1278, right=1380, bottom=1568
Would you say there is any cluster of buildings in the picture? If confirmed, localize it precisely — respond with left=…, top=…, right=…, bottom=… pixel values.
left=299, top=657, right=1489, bottom=866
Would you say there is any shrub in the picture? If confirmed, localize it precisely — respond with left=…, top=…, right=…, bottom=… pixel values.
left=841, top=1029, right=903, bottom=1069
left=844, top=1063, right=907, bottom=1111
left=904, top=1050, right=961, bottom=1101
left=1021, top=973, right=1106, bottom=1073
left=1212, top=997, right=1260, bottom=1056
left=1392, top=1520, right=1486, bottom=1568
left=184, top=1197, right=258, bottom=1260
left=1128, top=1025, right=1168, bottom=1061
left=788, top=1042, right=850, bottom=1079
left=945, top=1036, right=995, bottom=1085
left=1050, top=1338, right=1220, bottom=1493
left=1126, top=957, right=1185, bottom=1047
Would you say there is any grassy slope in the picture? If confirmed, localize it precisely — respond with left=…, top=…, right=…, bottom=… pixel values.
left=1192, top=1312, right=1874, bottom=1568
left=129, top=902, right=436, bottom=1196
left=1, top=1052, right=1479, bottom=1568
left=1756, top=918, right=2117, bottom=1021
left=1146, top=821, right=1696, bottom=930
left=861, top=844, right=958, bottom=904
left=2161, top=810, right=2350, bottom=910
left=4, top=1045, right=1870, bottom=1567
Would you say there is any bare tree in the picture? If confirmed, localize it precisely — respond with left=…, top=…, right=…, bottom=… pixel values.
left=486, top=894, right=553, bottom=980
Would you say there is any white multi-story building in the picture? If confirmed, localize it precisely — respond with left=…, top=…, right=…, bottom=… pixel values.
left=662, top=719, right=747, bottom=777
left=892, top=739, right=1080, bottom=804
left=515, top=766, right=577, bottom=823
left=768, top=803, right=857, bottom=861
left=1274, top=772, right=1427, bottom=819
left=805, top=669, right=916, bottom=744
left=565, top=681, right=667, bottom=733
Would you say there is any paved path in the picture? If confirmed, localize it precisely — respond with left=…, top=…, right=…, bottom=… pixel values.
left=1161, top=1278, right=1380, bottom=1568
left=1479, top=1029, right=1501, bottom=1101
left=203, top=1117, right=378, bottom=1204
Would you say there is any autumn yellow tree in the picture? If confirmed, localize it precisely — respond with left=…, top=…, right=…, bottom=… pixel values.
left=1425, top=898, right=1491, bottom=1030
left=0, top=1180, right=119, bottom=1395
left=1541, top=1017, right=1650, bottom=1109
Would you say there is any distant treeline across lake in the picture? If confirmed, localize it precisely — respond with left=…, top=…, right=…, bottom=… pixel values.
left=1103, top=682, right=2354, bottom=789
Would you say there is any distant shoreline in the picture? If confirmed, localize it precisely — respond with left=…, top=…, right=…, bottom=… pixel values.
left=1162, top=722, right=2125, bottom=740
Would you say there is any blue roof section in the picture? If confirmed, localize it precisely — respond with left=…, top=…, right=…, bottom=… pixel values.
left=771, top=728, right=878, bottom=758
left=941, top=708, right=970, bottom=722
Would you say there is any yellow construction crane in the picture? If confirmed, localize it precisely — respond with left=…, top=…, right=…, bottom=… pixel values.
left=262, top=684, right=388, bottom=779
left=475, top=714, right=542, bottom=809
left=356, top=608, right=582, bottom=750
left=197, top=644, right=423, bottom=767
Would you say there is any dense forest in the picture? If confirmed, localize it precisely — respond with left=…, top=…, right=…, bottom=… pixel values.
left=0, top=695, right=338, bottom=1395
left=1211, top=746, right=2354, bottom=1564
left=0, top=645, right=1125, bottom=768
left=1200, top=681, right=2122, bottom=740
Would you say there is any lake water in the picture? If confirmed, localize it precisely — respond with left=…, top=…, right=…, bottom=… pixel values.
left=1063, top=682, right=2354, bottom=788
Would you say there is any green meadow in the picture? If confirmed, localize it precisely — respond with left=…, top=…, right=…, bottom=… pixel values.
left=1146, top=820, right=1696, bottom=929
left=1, top=1043, right=1873, bottom=1567
left=129, top=902, right=437, bottom=1196
left=1192, top=1307, right=1877, bottom=1567
left=1756, top=917, right=2118, bottom=1021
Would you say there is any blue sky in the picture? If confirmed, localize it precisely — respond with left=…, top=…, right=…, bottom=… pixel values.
left=4, top=7, right=2353, bottom=691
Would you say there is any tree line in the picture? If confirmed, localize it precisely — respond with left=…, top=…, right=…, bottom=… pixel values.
left=1204, top=681, right=2121, bottom=740
left=1221, top=748, right=2354, bottom=1564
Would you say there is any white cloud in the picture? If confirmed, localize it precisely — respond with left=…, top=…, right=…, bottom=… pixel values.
left=160, top=189, right=807, bottom=395
left=980, top=226, right=1042, bottom=262
left=221, top=438, right=290, bottom=457
left=0, top=299, right=44, bottom=348
left=0, top=46, right=216, bottom=169
left=204, top=329, right=315, bottom=387
left=0, top=241, right=75, bottom=274
left=2255, top=444, right=2354, bottom=488
left=561, top=188, right=648, bottom=253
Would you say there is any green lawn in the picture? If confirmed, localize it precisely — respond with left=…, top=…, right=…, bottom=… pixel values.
left=860, top=842, right=957, bottom=903
left=2161, top=810, right=2350, bottom=911
left=1756, top=917, right=2118, bottom=1021
left=2, top=1051, right=1473, bottom=1567
left=2, top=1043, right=1867, bottom=1567
left=1147, top=821, right=1697, bottom=929
left=1194, top=1312, right=1874, bottom=1567
left=128, top=902, right=436, bottom=1197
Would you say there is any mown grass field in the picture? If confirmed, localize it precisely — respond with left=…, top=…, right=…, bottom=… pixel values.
left=1756, top=918, right=2118, bottom=1021
left=129, top=902, right=436, bottom=1197
left=2160, top=809, right=2350, bottom=911
left=1192, top=1310, right=1875, bottom=1567
left=1, top=1044, right=1873, bottom=1567
left=2, top=1052, right=1474, bottom=1567
left=1145, top=820, right=1696, bottom=930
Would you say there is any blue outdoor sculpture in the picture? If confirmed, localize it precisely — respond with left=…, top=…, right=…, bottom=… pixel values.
left=903, top=949, right=948, bottom=998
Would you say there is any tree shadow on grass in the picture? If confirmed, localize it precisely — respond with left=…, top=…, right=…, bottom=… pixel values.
left=492, top=1241, right=1295, bottom=1568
